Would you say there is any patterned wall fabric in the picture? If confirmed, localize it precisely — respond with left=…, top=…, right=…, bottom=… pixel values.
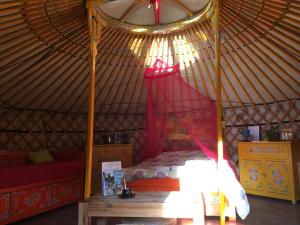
left=0, top=100, right=299, bottom=166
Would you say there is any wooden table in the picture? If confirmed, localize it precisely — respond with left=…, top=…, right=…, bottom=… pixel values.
left=78, top=192, right=204, bottom=225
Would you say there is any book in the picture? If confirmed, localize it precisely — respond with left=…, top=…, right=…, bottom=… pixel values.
left=113, top=170, right=124, bottom=195
left=101, top=161, right=122, bottom=196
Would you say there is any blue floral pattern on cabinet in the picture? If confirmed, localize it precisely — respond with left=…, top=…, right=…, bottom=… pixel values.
left=266, top=162, right=289, bottom=194
left=272, top=170, right=284, bottom=187
left=241, top=160, right=264, bottom=190
left=249, top=167, right=258, bottom=182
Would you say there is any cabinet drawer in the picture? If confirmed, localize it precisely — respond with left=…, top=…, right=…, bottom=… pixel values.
left=0, top=193, right=10, bottom=221
left=52, top=179, right=81, bottom=205
left=12, top=186, right=51, bottom=216
left=238, top=142, right=291, bottom=160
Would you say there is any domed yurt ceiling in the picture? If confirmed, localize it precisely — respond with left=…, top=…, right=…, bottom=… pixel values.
left=0, top=0, right=299, bottom=115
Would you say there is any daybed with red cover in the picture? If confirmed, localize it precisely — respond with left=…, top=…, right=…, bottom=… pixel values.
left=0, top=149, right=84, bottom=224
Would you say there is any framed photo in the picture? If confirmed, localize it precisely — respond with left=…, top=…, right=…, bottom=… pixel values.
left=281, top=128, right=293, bottom=141
left=248, top=125, right=260, bottom=141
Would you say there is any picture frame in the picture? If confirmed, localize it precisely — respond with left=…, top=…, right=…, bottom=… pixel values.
left=281, top=128, right=293, bottom=141
left=247, top=125, right=260, bottom=141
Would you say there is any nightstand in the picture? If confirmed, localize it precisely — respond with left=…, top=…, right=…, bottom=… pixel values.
left=91, top=144, right=134, bottom=193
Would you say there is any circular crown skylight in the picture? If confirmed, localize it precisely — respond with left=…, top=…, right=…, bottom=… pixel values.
left=95, top=0, right=212, bottom=34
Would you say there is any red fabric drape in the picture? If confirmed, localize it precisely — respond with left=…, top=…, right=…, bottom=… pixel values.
left=140, top=59, right=230, bottom=163
left=150, top=0, right=160, bottom=25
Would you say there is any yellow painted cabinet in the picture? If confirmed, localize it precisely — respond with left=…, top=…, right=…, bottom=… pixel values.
left=238, top=142, right=300, bottom=204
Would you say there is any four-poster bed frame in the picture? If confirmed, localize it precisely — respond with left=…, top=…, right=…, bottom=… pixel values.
left=84, top=1, right=225, bottom=224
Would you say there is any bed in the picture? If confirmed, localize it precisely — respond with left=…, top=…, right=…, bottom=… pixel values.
left=124, top=150, right=250, bottom=221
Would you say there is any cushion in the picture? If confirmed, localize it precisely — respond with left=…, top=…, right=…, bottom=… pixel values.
left=0, top=161, right=83, bottom=188
left=29, top=149, right=54, bottom=164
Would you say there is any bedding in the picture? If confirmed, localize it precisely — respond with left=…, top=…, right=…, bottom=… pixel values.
left=124, top=150, right=250, bottom=219
left=124, top=150, right=208, bottom=180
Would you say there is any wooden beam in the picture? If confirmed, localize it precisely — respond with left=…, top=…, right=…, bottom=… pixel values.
left=214, top=1, right=225, bottom=225
left=103, top=35, right=139, bottom=113
left=200, top=24, right=243, bottom=108
left=92, top=0, right=111, bottom=5
left=93, top=31, right=133, bottom=113
left=84, top=3, right=103, bottom=199
left=120, top=0, right=142, bottom=22
left=194, top=23, right=232, bottom=107
left=68, top=29, right=117, bottom=113
left=172, top=0, right=194, bottom=17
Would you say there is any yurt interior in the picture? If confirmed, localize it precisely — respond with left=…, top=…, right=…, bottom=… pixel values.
left=0, top=0, right=299, bottom=225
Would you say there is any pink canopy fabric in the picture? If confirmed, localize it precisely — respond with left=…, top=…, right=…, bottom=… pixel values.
left=140, top=59, right=229, bottom=163
left=149, top=0, right=160, bottom=25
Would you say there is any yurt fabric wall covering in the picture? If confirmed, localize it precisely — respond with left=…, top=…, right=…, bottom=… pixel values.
left=0, top=0, right=299, bottom=161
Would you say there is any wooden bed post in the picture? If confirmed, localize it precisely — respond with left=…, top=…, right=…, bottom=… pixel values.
left=214, top=0, right=225, bottom=225
left=84, top=1, right=103, bottom=200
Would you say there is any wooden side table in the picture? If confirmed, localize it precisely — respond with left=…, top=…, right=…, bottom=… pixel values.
left=92, top=144, right=134, bottom=193
left=78, top=192, right=204, bottom=225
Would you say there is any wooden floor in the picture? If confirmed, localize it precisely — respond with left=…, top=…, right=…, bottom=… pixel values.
left=10, top=196, right=300, bottom=225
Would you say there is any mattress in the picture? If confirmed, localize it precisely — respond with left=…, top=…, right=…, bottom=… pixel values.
left=124, top=150, right=208, bottom=180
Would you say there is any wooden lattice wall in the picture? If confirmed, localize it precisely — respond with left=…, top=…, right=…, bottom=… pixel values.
left=0, top=109, right=88, bottom=151
left=0, top=109, right=144, bottom=161
left=224, top=100, right=300, bottom=166
left=94, top=114, right=145, bottom=161
left=1, top=100, right=299, bottom=166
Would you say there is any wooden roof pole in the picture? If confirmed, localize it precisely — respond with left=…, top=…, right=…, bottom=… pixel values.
left=213, top=0, right=225, bottom=225
left=85, top=0, right=104, bottom=199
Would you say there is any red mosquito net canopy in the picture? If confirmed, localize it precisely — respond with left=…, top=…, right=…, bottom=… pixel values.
left=140, top=59, right=229, bottom=162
